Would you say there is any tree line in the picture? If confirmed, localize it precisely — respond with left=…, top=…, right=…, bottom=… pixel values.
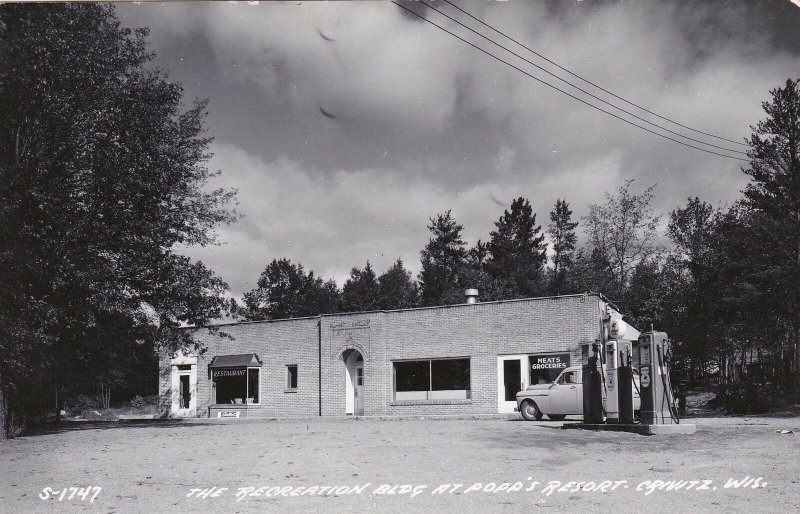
left=1, top=4, right=798, bottom=439
left=240, top=83, right=800, bottom=413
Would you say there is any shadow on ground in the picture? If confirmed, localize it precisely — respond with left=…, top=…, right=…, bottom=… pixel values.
left=17, top=419, right=217, bottom=438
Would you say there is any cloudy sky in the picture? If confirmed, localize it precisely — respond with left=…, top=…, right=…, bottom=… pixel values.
left=118, top=0, right=800, bottom=299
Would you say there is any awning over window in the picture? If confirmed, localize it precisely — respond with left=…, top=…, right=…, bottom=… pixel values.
left=208, top=354, right=262, bottom=368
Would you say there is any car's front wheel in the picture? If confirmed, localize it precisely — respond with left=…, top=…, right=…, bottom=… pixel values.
left=520, top=400, right=543, bottom=421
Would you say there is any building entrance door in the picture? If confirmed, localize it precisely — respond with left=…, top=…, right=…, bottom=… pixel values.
left=497, top=355, right=529, bottom=413
left=354, top=362, right=364, bottom=416
left=344, top=350, right=364, bottom=415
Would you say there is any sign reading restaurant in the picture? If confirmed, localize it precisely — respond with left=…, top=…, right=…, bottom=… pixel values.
left=212, top=369, right=247, bottom=377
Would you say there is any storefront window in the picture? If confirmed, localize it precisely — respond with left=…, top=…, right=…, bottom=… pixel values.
left=213, top=368, right=260, bottom=404
left=394, top=358, right=470, bottom=400
left=529, top=353, right=571, bottom=385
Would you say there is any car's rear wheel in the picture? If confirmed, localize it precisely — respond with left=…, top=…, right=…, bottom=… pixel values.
left=548, top=414, right=566, bottom=421
left=520, top=400, right=543, bottom=421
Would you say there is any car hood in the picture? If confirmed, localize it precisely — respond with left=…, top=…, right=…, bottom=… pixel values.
left=524, top=384, right=552, bottom=391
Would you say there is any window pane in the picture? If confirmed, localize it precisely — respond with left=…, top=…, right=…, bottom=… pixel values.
left=394, top=360, right=430, bottom=399
left=287, top=365, right=297, bottom=389
left=431, top=359, right=470, bottom=390
left=213, top=368, right=247, bottom=404
left=247, top=369, right=259, bottom=403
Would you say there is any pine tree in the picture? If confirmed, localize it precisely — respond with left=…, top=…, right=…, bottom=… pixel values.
left=548, top=199, right=578, bottom=294
left=486, top=197, right=547, bottom=298
left=741, top=77, right=800, bottom=384
left=418, top=210, right=468, bottom=306
left=342, top=261, right=381, bottom=312
left=376, top=259, right=419, bottom=310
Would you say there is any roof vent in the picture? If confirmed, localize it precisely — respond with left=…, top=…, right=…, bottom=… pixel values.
left=465, top=289, right=479, bottom=304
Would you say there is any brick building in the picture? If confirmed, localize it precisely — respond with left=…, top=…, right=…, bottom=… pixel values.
left=159, top=293, right=637, bottom=418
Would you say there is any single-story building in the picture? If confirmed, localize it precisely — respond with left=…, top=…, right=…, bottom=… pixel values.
left=159, top=292, right=638, bottom=418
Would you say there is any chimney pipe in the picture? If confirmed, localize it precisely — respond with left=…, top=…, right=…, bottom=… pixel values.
left=465, top=289, right=479, bottom=304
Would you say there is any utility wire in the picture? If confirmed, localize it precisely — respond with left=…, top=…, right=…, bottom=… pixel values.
left=391, top=1, right=749, bottom=162
left=423, top=0, right=746, bottom=156
left=441, top=0, right=749, bottom=148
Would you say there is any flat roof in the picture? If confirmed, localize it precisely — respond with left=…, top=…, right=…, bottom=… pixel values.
left=188, top=292, right=618, bottom=330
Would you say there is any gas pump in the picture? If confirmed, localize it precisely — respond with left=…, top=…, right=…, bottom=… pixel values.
left=604, top=339, right=634, bottom=424
left=616, top=341, right=635, bottom=424
left=581, top=341, right=604, bottom=424
left=604, top=340, right=619, bottom=423
left=635, top=331, right=679, bottom=425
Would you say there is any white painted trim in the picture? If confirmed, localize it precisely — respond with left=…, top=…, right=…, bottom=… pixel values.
left=170, top=355, right=197, bottom=418
left=497, top=355, right=529, bottom=414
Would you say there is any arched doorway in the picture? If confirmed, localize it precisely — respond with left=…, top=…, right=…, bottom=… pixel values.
left=343, top=350, right=364, bottom=416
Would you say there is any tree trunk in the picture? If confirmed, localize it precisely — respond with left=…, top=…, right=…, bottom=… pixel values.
left=0, top=375, right=7, bottom=441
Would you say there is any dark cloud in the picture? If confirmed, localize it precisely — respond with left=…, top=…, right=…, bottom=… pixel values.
left=117, top=0, right=799, bottom=298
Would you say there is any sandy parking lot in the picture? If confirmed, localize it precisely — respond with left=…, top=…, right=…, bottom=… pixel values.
left=1, top=415, right=798, bottom=513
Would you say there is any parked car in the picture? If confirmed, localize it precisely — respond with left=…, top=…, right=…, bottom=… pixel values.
left=515, top=366, right=641, bottom=421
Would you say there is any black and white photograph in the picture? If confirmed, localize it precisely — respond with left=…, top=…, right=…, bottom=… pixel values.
left=1, top=0, right=799, bottom=512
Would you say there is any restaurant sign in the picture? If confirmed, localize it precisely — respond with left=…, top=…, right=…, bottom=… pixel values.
left=212, top=369, right=246, bottom=378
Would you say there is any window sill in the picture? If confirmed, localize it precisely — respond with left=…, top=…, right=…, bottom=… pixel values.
left=211, top=403, right=261, bottom=408
left=284, top=388, right=298, bottom=393
left=390, top=400, right=472, bottom=406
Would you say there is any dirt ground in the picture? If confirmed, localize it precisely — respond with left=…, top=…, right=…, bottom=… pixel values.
left=1, top=414, right=798, bottom=513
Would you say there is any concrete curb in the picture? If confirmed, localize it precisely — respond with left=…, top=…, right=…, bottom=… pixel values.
left=562, top=422, right=697, bottom=435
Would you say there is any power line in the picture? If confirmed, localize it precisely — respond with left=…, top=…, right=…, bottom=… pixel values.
left=390, top=1, right=749, bottom=162
left=422, top=0, right=747, bottom=156
left=440, top=0, right=750, bottom=148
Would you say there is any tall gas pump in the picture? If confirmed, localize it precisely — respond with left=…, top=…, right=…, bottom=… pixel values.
left=606, top=318, right=636, bottom=424
left=581, top=341, right=604, bottom=424
left=604, top=338, right=634, bottom=424
left=635, top=331, right=679, bottom=424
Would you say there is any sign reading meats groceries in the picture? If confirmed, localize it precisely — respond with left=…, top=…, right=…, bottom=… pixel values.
left=530, top=353, right=571, bottom=371
left=528, top=353, right=572, bottom=384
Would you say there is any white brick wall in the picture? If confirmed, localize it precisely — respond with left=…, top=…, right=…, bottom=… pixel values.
left=159, top=294, right=610, bottom=418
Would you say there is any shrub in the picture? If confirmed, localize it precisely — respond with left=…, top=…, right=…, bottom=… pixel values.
left=716, top=380, right=773, bottom=414
left=68, top=394, right=101, bottom=416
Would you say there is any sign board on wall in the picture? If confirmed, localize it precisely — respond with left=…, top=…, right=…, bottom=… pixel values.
left=217, top=411, right=241, bottom=418
left=529, top=353, right=571, bottom=384
left=530, top=353, right=571, bottom=370
left=212, top=369, right=246, bottom=378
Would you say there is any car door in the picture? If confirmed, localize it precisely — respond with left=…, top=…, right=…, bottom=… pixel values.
left=548, top=370, right=580, bottom=414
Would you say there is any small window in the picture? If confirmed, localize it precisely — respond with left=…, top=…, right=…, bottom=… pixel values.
left=286, top=365, right=298, bottom=390
left=356, top=366, right=363, bottom=387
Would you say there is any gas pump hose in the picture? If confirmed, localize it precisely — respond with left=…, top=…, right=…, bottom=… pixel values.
left=657, top=345, right=680, bottom=424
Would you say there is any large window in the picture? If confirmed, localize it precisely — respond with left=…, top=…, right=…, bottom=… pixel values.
left=393, top=358, right=470, bottom=400
left=213, top=368, right=260, bottom=404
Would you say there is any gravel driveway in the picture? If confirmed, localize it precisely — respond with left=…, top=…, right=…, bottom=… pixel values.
left=1, top=415, right=797, bottom=513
